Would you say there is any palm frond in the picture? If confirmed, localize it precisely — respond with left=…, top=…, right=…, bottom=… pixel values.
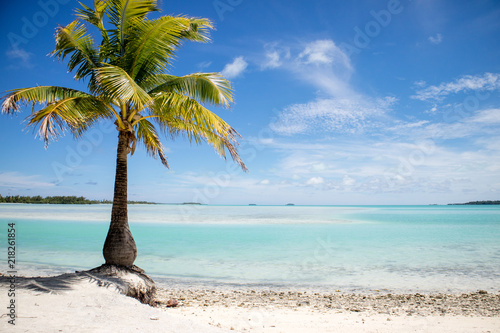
left=75, top=0, right=108, bottom=30
left=125, top=16, right=213, bottom=82
left=94, top=65, right=152, bottom=109
left=125, top=16, right=187, bottom=80
left=25, top=96, right=112, bottom=147
left=106, top=0, right=159, bottom=55
left=146, top=73, right=233, bottom=107
left=151, top=93, right=247, bottom=171
left=135, top=118, right=169, bottom=168
left=2, top=86, right=113, bottom=146
left=51, top=20, right=99, bottom=81
left=180, top=18, right=214, bottom=43
left=2, top=86, right=93, bottom=114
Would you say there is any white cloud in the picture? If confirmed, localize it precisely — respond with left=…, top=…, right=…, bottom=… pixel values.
left=412, top=73, right=500, bottom=101
left=259, top=179, right=270, bottom=185
left=386, top=108, right=500, bottom=141
left=342, top=175, right=356, bottom=186
left=261, top=39, right=354, bottom=97
left=270, top=96, right=396, bottom=135
left=258, top=138, right=274, bottom=145
left=198, top=61, right=212, bottom=69
left=262, top=51, right=281, bottom=69
left=428, top=33, right=443, bottom=45
left=306, top=177, right=324, bottom=185
left=470, top=108, right=500, bottom=124
left=296, top=40, right=353, bottom=97
left=221, top=56, right=248, bottom=79
left=6, top=48, right=34, bottom=68
left=260, top=43, right=291, bottom=69
left=388, top=120, right=430, bottom=132
left=0, top=172, right=55, bottom=189
left=312, top=163, right=327, bottom=171
left=298, top=40, right=352, bottom=70
left=263, top=39, right=398, bottom=137
left=413, top=80, right=427, bottom=88
left=264, top=131, right=500, bottom=201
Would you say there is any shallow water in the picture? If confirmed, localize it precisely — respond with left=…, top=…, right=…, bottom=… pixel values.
left=1, top=204, right=499, bottom=293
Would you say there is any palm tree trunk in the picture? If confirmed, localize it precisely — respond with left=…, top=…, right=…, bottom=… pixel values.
left=103, top=130, right=137, bottom=266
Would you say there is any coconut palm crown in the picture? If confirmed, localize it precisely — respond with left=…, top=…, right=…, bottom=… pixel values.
left=1, top=0, right=247, bottom=266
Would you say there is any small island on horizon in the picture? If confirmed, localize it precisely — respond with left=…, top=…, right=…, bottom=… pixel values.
left=448, top=200, right=500, bottom=205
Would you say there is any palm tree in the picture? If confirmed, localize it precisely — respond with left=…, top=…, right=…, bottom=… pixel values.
left=1, top=0, right=247, bottom=267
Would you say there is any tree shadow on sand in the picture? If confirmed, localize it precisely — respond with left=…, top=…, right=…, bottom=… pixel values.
left=0, top=265, right=156, bottom=305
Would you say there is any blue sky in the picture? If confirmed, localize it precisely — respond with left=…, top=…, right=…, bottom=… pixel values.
left=1, top=0, right=499, bottom=205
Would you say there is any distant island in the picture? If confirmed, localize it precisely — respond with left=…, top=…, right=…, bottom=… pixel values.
left=448, top=200, right=500, bottom=205
left=0, top=195, right=155, bottom=205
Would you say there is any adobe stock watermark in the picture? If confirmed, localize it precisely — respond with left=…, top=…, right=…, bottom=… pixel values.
left=383, top=140, right=437, bottom=189
left=51, top=121, right=114, bottom=184
left=443, top=90, right=492, bottom=123
left=213, top=0, right=244, bottom=22
left=383, top=88, right=493, bottom=189
left=279, top=234, right=338, bottom=286
left=7, top=0, right=71, bottom=51
left=340, top=0, right=405, bottom=57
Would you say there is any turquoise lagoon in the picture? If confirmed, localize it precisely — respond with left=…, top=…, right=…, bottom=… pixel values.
left=1, top=204, right=499, bottom=293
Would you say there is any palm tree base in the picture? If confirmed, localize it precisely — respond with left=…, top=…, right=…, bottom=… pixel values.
left=86, top=264, right=156, bottom=305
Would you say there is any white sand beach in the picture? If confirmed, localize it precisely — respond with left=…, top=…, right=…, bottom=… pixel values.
left=1, top=273, right=499, bottom=333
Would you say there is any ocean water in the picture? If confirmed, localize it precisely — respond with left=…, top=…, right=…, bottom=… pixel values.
left=1, top=204, right=499, bottom=293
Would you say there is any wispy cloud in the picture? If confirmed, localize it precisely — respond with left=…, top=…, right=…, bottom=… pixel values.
left=0, top=172, right=55, bottom=189
left=469, top=108, right=500, bottom=124
left=260, top=39, right=354, bottom=96
left=428, top=33, right=443, bottom=45
left=261, top=39, right=400, bottom=136
left=386, top=108, right=500, bottom=140
left=293, top=40, right=353, bottom=97
left=297, top=40, right=352, bottom=70
left=305, top=176, right=324, bottom=185
left=261, top=43, right=291, bottom=69
left=6, top=48, right=34, bottom=68
left=221, top=56, right=248, bottom=79
left=411, top=72, right=500, bottom=101
left=270, top=96, right=396, bottom=135
left=198, top=61, right=212, bottom=69
left=264, top=131, right=499, bottom=198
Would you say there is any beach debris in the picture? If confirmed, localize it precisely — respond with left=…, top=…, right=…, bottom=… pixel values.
left=166, top=299, right=179, bottom=307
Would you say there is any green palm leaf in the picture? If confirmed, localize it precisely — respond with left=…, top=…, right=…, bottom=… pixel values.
left=76, top=0, right=108, bottom=30
left=2, top=86, right=113, bottom=146
left=94, top=65, right=152, bottom=109
left=151, top=93, right=247, bottom=171
left=25, top=97, right=102, bottom=145
left=126, top=16, right=212, bottom=83
left=2, top=86, right=94, bottom=113
left=51, top=20, right=99, bottom=81
left=146, top=73, right=233, bottom=107
left=135, top=118, right=169, bottom=167
left=106, top=0, right=159, bottom=56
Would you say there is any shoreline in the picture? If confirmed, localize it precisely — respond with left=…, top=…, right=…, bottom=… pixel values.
left=155, top=287, right=500, bottom=317
left=10, top=265, right=500, bottom=296
left=1, top=272, right=499, bottom=332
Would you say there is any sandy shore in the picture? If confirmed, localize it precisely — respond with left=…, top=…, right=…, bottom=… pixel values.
left=1, top=273, right=499, bottom=333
